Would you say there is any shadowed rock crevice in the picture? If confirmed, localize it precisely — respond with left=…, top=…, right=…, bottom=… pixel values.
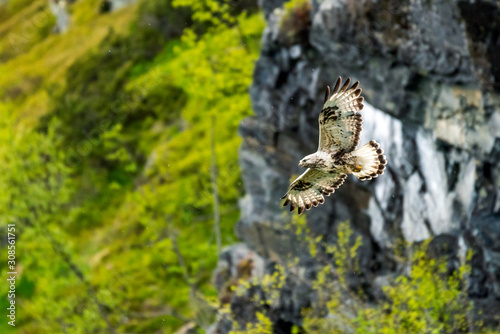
left=458, top=0, right=500, bottom=92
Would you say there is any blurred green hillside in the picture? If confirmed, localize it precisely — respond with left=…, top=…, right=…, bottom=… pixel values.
left=0, top=0, right=264, bottom=332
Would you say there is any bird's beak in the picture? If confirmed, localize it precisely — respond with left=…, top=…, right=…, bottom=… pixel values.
left=299, top=162, right=305, bottom=167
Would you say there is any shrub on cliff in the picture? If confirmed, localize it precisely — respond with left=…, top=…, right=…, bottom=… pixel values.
left=225, top=220, right=493, bottom=334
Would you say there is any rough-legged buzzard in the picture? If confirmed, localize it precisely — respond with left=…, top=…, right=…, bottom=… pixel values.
left=282, top=77, right=387, bottom=215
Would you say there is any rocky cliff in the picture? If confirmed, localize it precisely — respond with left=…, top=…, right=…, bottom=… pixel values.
left=213, top=0, right=500, bottom=332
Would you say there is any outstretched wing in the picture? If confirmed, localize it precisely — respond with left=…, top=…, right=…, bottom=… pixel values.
left=281, top=168, right=347, bottom=215
left=318, top=77, right=364, bottom=153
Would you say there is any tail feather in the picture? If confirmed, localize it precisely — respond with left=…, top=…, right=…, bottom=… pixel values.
left=351, top=140, right=387, bottom=180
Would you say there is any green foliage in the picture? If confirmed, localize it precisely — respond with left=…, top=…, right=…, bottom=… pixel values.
left=138, top=12, right=264, bottom=221
left=41, top=0, right=192, bottom=173
left=1, top=0, right=265, bottom=333
left=303, top=224, right=482, bottom=334
left=173, top=0, right=236, bottom=27
left=226, top=221, right=494, bottom=334
left=173, top=0, right=258, bottom=32
left=0, top=0, right=56, bottom=62
left=351, top=245, right=472, bottom=334
left=326, top=221, right=362, bottom=285
left=132, top=0, right=192, bottom=45
left=230, top=312, right=274, bottom=334
left=227, top=264, right=286, bottom=334
left=0, top=0, right=138, bottom=121
left=0, top=114, right=73, bottom=227
left=0, top=111, right=111, bottom=333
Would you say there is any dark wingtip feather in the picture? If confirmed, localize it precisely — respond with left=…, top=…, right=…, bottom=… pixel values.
left=332, top=77, right=342, bottom=94
left=283, top=198, right=290, bottom=206
left=324, top=86, right=331, bottom=104
left=339, top=77, right=351, bottom=92
left=298, top=206, right=304, bottom=215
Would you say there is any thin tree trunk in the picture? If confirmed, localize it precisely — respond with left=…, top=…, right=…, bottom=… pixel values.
left=170, top=233, right=193, bottom=293
left=210, top=114, right=222, bottom=257
left=236, top=18, right=250, bottom=54
left=166, top=223, right=214, bottom=329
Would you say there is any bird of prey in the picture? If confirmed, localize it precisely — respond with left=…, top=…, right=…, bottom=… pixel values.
left=282, top=77, right=387, bottom=215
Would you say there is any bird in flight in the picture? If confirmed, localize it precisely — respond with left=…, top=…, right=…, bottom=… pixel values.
left=282, top=77, right=387, bottom=215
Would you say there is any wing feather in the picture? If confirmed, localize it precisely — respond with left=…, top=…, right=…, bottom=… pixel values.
left=318, top=77, right=364, bottom=153
left=281, top=169, right=347, bottom=215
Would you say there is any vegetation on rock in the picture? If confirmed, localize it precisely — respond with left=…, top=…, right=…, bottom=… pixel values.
left=227, top=220, right=494, bottom=334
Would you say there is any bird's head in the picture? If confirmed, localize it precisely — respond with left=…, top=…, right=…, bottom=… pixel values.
left=299, top=154, right=321, bottom=168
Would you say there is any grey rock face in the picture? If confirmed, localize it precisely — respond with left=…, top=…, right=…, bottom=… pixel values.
left=49, top=0, right=71, bottom=33
left=218, top=0, right=500, bottom=331
left=109, top=0, right=137, bottom=12
left=257, top=0, right=286, bottom=18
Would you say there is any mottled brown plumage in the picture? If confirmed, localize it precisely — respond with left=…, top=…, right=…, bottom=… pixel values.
left=282, top=77, right=387, bottom=215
